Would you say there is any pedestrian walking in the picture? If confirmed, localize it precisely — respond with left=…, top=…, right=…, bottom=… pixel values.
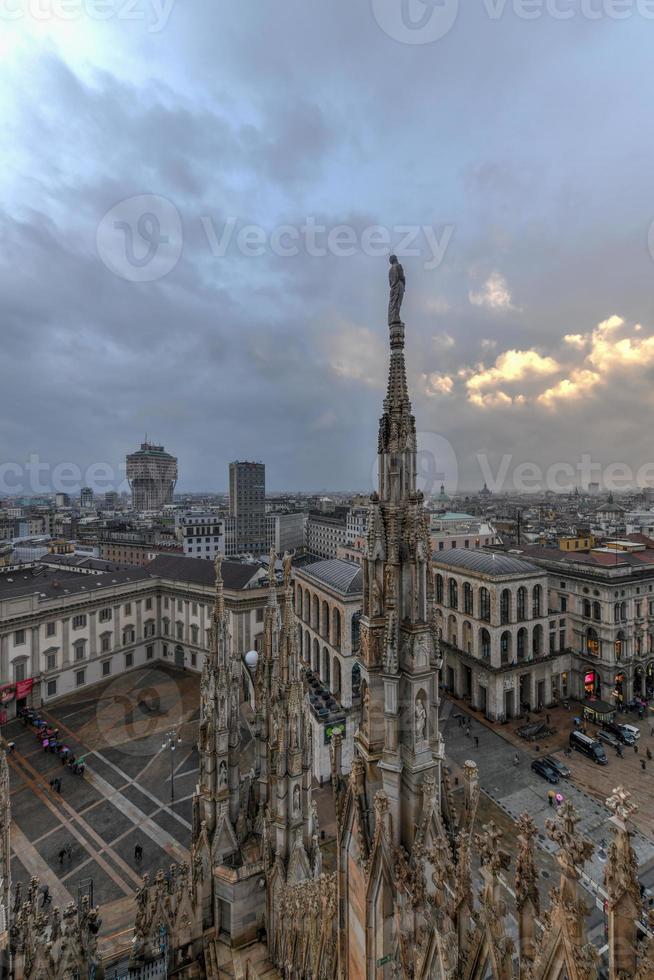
left=634, top=745, right=639, bottom=755
left=7, top=741, right=15, bottom=753
left=134, top=844, right=143, bottom=863
left=546, top=713, right=550, bottom=725
left=648, top=748, right=652, bottom=761
left=650, top=726, right=654, bottom=737
left=58, top=849, right=65, bottom=865
left=458, top=716, right=463, bottom=728
left=642, top=759, right=647, bottom=771
left=618, top=745, right=623, bottom=758
left=547, top=790, right=555, bottom=807
left=56, top=778, right=61, bottom=793
left=66, top=844, right=72, bottom=861
left=513, top=753, right=519, bottom=767
left=465, top=725, right=471, bottom=738
left=474, top=735, right=479, bottom=748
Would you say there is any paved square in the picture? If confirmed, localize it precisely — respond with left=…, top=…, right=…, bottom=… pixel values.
left=4, top=664, right=202, bottom=957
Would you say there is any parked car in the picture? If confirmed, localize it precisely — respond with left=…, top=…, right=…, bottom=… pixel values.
left=619, top=723, right=641, bottom=741
left=597, top=730, right=620, bottom=749
left=602, top=721, right=636, bottom=745
left=531, top=758, right=560, bottom=784
left=542, top=756, right=570, bottom=779
left=569, top=731, right=608, bottom=765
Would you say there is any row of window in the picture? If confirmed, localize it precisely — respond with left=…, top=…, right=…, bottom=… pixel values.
left=436, top=578, right=543, bottom=623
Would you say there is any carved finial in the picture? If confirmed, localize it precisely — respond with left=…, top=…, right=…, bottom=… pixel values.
left=547, top=799, right=594, bottom=877
left=282, top=551, right=293, bottom=588
left=515, top=812, right=540, bottom=916
left=268, top=547, right=277, bottom=586
left=475, top=820, right=510, bottom=877
left=606, top=785, right=638, bottom=827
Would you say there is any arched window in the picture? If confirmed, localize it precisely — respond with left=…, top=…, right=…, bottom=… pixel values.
left=332, top=608, right=342, bottom=650
left=321, top=601, right=330, bottom=640
left=176, top=621, right=184, bottom=641
left=313, top=637, right=320, bottom=672
left=500, top=589, right=511, bottom=625
left=587, top=627, right=599, bottom=656
left=479, top=588, right=491, bottom=623
left=532, top=585, right=542, bottom=618
left=592, top=601, right=601, bottom=622
left=351, top=611, right=361, bottom=650
left=620, top=602, right=627, bottom=621
left=304, top=589, right=310, bottom=623
left=322, top=647, right=331, bottom=687
left=517, top=627, right=527, bottom=660
left=448, top=614, right=457, bottom=648
left=448, top=578, right=458, bottom=610
left=615, top=631, right=625, bottom=660
left=517, top=587, right=527, bottom=621
left=296, top=587, right=303, bottom=619
left=436, top=574, right=444, bottom=604
left=462, top=620, right=473, bottom=654
left=304, top=630, right=310, bottom=664
left=480, top=628, right=491, bottom=661
left=312, top=595, right=319, bottom=631
left=614, top=603, right=620, bottom=624
left=463, top=582, right=473, bottom=615
left=583, top=599, right=591, bottom=618
left=500, top=631, right=511, bottom=665
left=332, top=657, right=341, bottom=697
left=532, top=624, right=543, bottom=656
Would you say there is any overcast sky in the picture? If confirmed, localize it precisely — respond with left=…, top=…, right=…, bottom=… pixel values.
left=2, top=1, right=654, bottom=496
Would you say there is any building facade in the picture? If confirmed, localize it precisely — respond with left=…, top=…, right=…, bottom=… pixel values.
left=229, top=461, right=268, bottom=554
left=126, top=441, right=178, bottom=511
left=0, top=554, right=277, bottom=718
left=526, top=544, right=654, bottom=705
left=294, top=557, right=362, bottom=779
left=433, top=549, right=570, bottom=720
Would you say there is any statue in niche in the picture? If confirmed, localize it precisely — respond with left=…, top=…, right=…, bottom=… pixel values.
left=290, top=712, right=299, bottom=750
left=371, top=577, right=383, bottom=617
left=415, top=696, right=427, bottom=743
left=388, top=254, right=406, bottom=325
left=293, top=783, right=301, bottom=814
left=218, top=760, right=228, bottom=789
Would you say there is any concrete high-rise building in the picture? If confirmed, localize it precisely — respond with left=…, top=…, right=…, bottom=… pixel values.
left=228, top=461, right=268, bottom=553
left=126, top=441, right=178, bottom=512
left=80, top=487, right=94, bottom=509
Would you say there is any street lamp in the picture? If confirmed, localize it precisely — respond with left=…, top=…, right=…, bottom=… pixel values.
left=162, top=729, right=182, bottom=803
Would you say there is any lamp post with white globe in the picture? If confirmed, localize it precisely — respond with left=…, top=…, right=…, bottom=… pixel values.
left=245, top=650, right=259, bottom=671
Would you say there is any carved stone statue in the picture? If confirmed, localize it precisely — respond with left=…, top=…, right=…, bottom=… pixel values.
left=218, top=760, right=228, bottom=789
left=290, top=712, right=299, bottom=750
left=388, top=254, right=406, bottom=325
left=293, top=783, right=301, bottom=814
left=415, top=696, right=427, bottom=742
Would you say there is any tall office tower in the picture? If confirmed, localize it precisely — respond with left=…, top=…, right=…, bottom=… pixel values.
left=228, top=461, right=268, bottom=553
left=80, top=487, right=94, bottom=509
left=126, top=441, right=178, bottom=511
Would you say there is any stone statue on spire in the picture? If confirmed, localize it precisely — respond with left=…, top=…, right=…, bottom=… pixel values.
left=388, top=254, right=406, bottom=325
